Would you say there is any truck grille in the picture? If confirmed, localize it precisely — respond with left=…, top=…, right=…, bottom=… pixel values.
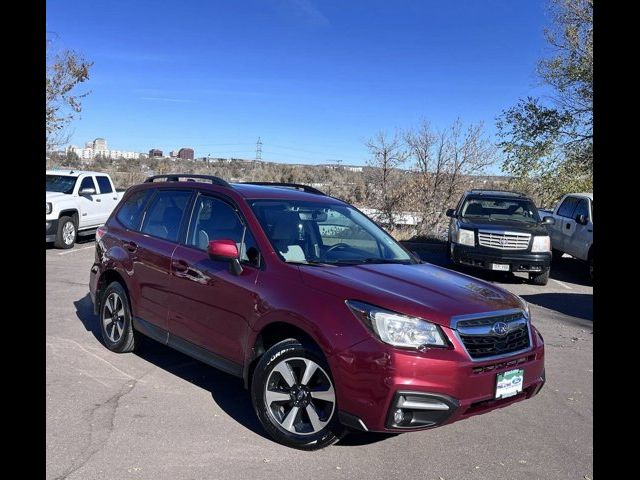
left=453, top=311, right=531, bottom=360
left=477, top=231, right=531, bottom=250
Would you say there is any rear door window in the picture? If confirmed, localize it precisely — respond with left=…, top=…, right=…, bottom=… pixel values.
left=557, top=196, right=579, bottom=218
left=140, top=190, right=193, bottom=242
left=95, top=176, right=113, bottom=194
left=573, top=199, right=589, bottom=221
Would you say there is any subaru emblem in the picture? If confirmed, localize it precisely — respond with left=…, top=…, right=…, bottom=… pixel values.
left=492, top=322, right=509, bottom=336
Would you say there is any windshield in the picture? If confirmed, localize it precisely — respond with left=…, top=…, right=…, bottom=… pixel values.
left=46, top=175, right=77, bottom=194
left=460, top=197, right=541, bottom=223
left=250, top=200, right=414, bottom=265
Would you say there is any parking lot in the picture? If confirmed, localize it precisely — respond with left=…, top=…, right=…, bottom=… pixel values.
left=46, top=239, right=592, bottom=480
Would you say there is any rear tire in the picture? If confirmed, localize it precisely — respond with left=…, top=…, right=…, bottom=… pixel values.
left=529, top=268, right=550, bottom=286
left=99, top=281, right=137, bottom=353
left=54, top=216, right=76, bottom=249
left=251, top=338, right=344, bottom=450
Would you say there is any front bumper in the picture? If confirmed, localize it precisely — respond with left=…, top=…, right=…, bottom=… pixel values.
left=451, top=243, right=551, bottom=273
left=330, top=327, right=545, bottom=433
left=46, top=219, right=58, bottom=242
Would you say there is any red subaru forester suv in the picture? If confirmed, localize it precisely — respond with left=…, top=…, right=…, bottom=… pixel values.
left=89, top=174, right=545, bottom=450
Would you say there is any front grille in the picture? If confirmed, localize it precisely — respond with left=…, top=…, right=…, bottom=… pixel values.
left=454, top=311, right=531, bottom=360
left=478, top=231, right=531, bottom=250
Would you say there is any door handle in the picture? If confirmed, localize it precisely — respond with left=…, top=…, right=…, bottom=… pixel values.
left=95, top=198, right=102, bottom=202
left=172, top=259, right=189, bottom=273
left=123, top=241, right=138, bottom=253
left=113, top=197, right=118, bottom=200
left=565, top=223, right=571, bottom=229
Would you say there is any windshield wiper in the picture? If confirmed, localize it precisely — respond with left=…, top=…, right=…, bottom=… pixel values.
left=332, top=258, right=413, bottom=265
left=285, top=260, right=336, bottom=267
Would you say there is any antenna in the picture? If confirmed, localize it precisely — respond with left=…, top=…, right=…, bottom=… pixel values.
left=256, top=137, right=263, bottom=161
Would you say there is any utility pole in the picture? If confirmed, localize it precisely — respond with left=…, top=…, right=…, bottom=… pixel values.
left=256, top=137, right=263, bottom=161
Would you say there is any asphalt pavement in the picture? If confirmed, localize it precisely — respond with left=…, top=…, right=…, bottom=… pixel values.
left=46, top=239, right=592, bottom=480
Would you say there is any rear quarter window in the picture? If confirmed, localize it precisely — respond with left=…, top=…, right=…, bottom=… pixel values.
left=115, top=189, right=154, bottom=230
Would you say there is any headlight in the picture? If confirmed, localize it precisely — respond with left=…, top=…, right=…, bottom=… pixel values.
left=456, top=228, right=475, bottom=246
left=531, top=235, right=550, bottom=252
left=46, top=202, right=52, bottom=215
left=346, top=300, right=448, bottom=348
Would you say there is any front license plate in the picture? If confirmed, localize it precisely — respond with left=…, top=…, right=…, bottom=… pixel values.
left=491, top=263, right=510, bottom=271
left=495, top=369, right=524, bottom=399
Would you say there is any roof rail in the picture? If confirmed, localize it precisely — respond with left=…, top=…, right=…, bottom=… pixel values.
left=240, top=182, right=326, bottom=196
left=468, top=189, right=526, bottom=197
left=144, top=174, right=230, bottom=188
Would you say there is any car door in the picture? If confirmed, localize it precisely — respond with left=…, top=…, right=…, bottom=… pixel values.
left=554, top=196, right=579, bottom=252
left=564, top=198, right=592, bottom=260
left=169, top=193, right=262, bottom=365
left=133, top=188, right=194, bottom=333
left=94, top=175, right=120, bottom=224
left=76, top=175, right=102, bottom=227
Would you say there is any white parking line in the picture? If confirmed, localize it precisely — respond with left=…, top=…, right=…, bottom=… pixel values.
left=551, top=278, right=573, bottom=290
left=58, top=245, right=95, bottom=255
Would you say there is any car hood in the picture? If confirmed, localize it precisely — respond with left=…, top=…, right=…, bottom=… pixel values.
left=459, top=218, right=548, bottom=235
left=300, top=262, right=523, bottom=327
left=46, top=191, right=70, bottom=202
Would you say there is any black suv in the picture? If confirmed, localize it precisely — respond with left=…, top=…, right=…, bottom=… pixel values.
left=445, top=190, right=555, bottom=285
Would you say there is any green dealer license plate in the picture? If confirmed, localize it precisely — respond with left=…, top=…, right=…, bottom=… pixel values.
left=495, top=369, right=524, bottom=399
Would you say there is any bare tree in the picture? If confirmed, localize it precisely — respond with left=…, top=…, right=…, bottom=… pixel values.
left=364, top=131, right=409, bottom=229
left=46, top=39, right=93, bottom=153
left=405, top=119, right=497, bottom=238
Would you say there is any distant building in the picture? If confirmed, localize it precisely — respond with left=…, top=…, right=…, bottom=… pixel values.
left=67, top=137, right=140, bottom=161
left=149, top=149, right=163, bottom=158
left=178, top=148, right=194, bottom=160
left=169, top=150, right=179, bottom=158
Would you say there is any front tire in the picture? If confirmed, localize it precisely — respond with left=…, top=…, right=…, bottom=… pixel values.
left=54, top=216, right=76, bottom=249
left=251, top=338, right=344, bottom=450
left=529, top=268, right=550, bottom=286
left=99, top=281, right=137, bottom=353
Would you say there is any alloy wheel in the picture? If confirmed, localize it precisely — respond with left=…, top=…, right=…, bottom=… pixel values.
left=102, top=293, right=125, bottom=343
left=62, top=221, right=75, bottom=245
left=264, top=357, right=335, bottom=435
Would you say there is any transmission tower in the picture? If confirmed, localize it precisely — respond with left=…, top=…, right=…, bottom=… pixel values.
left=256, top=137, right=263, bottom=160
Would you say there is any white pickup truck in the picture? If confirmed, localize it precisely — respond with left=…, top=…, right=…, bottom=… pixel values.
left=46, top=170, right=126, bottom=248
left=540, top=192, right=593, bottom=280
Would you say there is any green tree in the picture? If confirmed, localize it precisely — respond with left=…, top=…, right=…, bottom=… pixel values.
left=496, top=0, right=592, bottom=206
left=46, top=39, right=93, bottom=153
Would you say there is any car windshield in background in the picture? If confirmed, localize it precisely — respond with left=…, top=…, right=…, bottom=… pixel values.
left=460, top=197, right=540, bottom=223
left=250, top=200, right=414, bottom=265
left=46, top=175, right=77, bottom=194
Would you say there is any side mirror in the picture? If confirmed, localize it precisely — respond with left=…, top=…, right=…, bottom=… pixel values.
left=542, top=216, right=556, bottom=225
left=445, top=209, right=456, bottom=218
left=576, top=214, right=588, bottom=225
left=79, top=187, right=96, bottom=195
left=208, top=239, right=243, bottom=275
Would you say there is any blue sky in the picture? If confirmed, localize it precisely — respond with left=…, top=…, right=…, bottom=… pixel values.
left=47, top=0, right=552, bottom=171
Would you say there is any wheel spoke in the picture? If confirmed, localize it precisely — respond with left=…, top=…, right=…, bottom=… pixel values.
left=310, top=386, right=335, bottom=403
left=300, top=359, right=318, bottom=386
left=104, top=299, right=113, bottom=315
left=115, top=296, right=122, bottom=316
left=305, top=403, right=325, bottom=432
left=273, top=361, right=296, bottom=387
left=265, top=390, right=291, bottom=405
left=115, top=321, right=124, bottom=338
left=281, top=406, right=300, bottom=432
left=108, top=323, right=116, bottom=342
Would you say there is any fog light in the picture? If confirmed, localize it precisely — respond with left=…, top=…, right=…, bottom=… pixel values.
left=393, top=409, right=404, bottom=424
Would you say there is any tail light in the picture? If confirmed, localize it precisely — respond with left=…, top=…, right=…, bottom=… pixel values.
left=96, top=226, right=107, bottom=243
